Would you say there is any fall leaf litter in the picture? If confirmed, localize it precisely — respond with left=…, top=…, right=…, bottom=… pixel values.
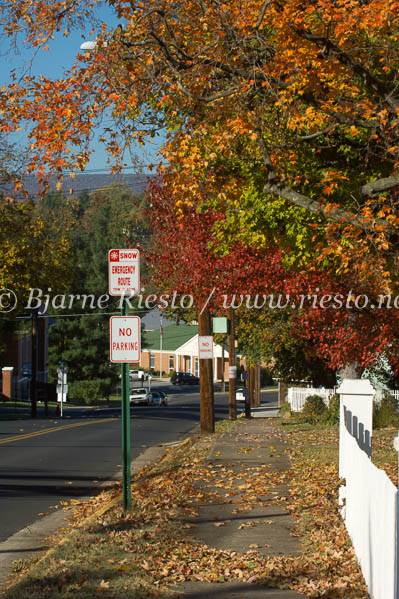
left=3, top=417, right=389, bottom=598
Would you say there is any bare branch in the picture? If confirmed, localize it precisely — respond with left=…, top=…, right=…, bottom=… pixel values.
left=298, top=124, right=338, bottom=140
left=255, top=0, right=271, bottom=31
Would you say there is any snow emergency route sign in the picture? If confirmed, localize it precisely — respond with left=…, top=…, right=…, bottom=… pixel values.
left=110, top=316, right=141, bottom=363
left=108, top=248, right=140, bottom=297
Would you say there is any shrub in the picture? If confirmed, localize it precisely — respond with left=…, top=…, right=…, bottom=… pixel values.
left=68, top=378, right=112, bottom=405
left=324, top=393, right=340, bottom=425
left=279, top=401, right=291, bottom=420
left=374, top=394, right=399, bottom=428
left=301, top=394, right=327, bottom=423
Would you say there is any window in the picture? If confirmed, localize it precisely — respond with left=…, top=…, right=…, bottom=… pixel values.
left=169, top=355, right=174, bottom=371
left=187, top=356, right=191, bottom=373
left=150, top=354, right=155, bottom=369
left=194, top=357, right=199, bottom=377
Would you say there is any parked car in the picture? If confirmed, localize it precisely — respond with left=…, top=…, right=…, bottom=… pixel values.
left=170, top=372, right=200, bottom=385
left=129, top=370, right=147, bottom=381
left=129, top=388, right=153, bottom=405
left=151, top=391, right=168, bottom=406
left=236, top=387, right=248, bottom=402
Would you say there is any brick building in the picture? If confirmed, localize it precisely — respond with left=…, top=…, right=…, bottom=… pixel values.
left=139, top=324, right=230, bottom=381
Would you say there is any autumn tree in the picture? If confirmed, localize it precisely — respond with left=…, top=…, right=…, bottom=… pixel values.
left=1, top=0, right=399, bottom=288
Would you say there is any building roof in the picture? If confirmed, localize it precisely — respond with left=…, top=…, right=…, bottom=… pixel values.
left=142, top=324, right=198, bottom=352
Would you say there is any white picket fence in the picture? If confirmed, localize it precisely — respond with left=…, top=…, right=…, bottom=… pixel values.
left=383, top=389, right=399, bottom=403
left=339, top=379, right=398, bottom=599
left=287, top=386, right=335, bottom=412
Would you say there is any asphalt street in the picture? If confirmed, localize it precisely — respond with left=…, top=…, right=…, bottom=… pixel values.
left=0, top=384, right=277, bottom=544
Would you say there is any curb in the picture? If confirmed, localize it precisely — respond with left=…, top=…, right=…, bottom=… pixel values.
left=34, top=435, right=195, bottom=567
left=0, top=432, right=196, bottom=591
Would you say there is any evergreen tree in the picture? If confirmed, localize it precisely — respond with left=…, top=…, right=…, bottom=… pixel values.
left=47, top=186, right=150, bottom=401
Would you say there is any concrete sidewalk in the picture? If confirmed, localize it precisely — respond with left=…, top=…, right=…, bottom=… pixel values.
left=174, top=418, right=306, bottom=598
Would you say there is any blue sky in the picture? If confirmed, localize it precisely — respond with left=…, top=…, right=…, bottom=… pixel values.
left=0, top=9, right=164, bottom=173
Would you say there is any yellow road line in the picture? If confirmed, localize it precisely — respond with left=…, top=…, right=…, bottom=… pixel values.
left=0, top=417, right=118, bottom=445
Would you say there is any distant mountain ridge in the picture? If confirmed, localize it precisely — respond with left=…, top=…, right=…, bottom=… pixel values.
left=2, top=172, right=151, bottom=199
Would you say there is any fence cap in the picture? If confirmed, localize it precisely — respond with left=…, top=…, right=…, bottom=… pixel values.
left=1, top=366, right=14, bottom=371
left=337, top=378, right=375, bottom=396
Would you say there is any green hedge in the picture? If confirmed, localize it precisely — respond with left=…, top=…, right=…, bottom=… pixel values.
left=68, top=378, right=113, bottom=405
left=374, top=395, right=399, bottom=428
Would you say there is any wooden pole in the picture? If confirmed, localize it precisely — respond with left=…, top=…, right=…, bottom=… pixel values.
left=30, top=311, right=37, bottom=418
left=228, top=307, right=236, bottom=420
left=244, top=366, right=251, bottom=418
left=221, top=335, right=225, bottom=392
left=249, top=366, right=255, bottom=408
left=255, top=363, right=261, bottom=407
left=199, top=308, right=215, bottom=434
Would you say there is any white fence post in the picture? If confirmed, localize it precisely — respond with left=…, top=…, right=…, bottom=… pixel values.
left=393, top=433, right=399, bottom=599
left=338, top=378, right=398, bottom=599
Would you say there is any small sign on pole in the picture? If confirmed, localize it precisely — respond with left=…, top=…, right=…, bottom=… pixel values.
left=199, top=335, right=213, bottom=360
left=110, top=316, right=141, bottom=363
left=228, top=365, right=237, bottom=379
left=108, top=248, right=140, bottom=297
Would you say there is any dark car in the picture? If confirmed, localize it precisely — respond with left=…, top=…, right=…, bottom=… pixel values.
left=170, top=372, right=200, bottom=385
left=151, top=391, right=168, bottom=406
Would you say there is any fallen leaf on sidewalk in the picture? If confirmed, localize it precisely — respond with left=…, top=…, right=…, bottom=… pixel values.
left=213, top=522, right=225, bottom=527
left=97, top=580, right=110, bottom=591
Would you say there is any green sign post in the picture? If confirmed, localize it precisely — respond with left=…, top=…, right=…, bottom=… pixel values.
left=120, top=298, right=131, bottom=511
left=109, top=249, right=141, bottom=513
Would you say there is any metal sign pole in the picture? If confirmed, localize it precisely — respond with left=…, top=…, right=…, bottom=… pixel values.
left=121, top=297, right=131, bottom=512
left=60, top=364, right=64, bottom=418
left=109, top=249, right=140, bottom=514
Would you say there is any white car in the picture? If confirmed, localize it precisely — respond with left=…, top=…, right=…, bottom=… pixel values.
left=129, top=370, right=146, bottom=381
left=129, top=388, right=153, bottom=405
left=236, top=387, right=248, bottom=402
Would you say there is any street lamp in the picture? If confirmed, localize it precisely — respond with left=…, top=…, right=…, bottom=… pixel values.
left=80, top=40, right=107, bottom=50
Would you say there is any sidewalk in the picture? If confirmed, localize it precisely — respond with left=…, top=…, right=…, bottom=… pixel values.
left=0, top=417, right=308, bottom=599
left=173, top=418, right=306, bottom=598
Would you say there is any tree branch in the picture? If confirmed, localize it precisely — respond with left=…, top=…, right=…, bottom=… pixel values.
left=292, top=27, right=399, bottom=111
left=360, top=174, right=399, bottom=197
left=254, top=122, right=390, bottom=231
left=255, top=0, right=271, bottom=31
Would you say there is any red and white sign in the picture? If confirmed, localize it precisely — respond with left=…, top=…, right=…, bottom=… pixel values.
left=110, top=316, right=141, bottom=363
left=108, top=249, right=140, bottom=297
left=198, top=335, right=213, bottom=360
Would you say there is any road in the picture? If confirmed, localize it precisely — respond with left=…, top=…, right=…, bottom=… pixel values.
left=0, top=384, right=277, bottom=544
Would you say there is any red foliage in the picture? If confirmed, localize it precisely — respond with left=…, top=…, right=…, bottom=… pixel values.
left=145, top=177, right=399, bottom=374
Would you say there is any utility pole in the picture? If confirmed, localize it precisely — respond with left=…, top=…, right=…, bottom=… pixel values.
left=199, top=308, right=214, bottom=434
left=249, top=366, right=255, bottom=408
left=30, top=311, right=38, bottom=418
left=221, top=337, right=225, bottom=391
left=228, top=307, right=236, bottom=420
left=255, top=363, right=261, bottom=407
left=160, top=313, right=163, bottom=379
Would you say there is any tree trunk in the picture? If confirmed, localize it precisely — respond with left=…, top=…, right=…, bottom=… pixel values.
left=338, top=363, right=363, bottom=380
